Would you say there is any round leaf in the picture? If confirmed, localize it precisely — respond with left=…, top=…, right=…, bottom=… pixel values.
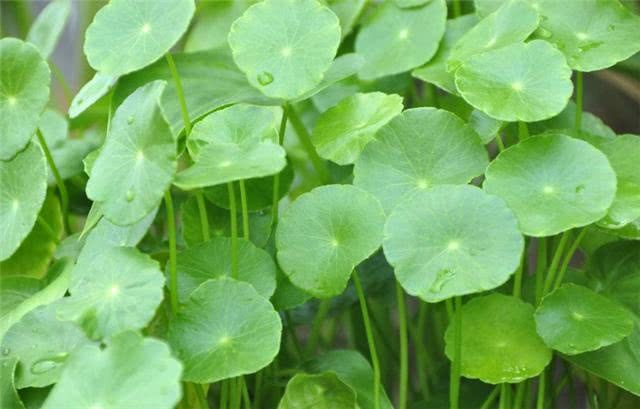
left=535, top=284, right=634, bottom=355
left=228, top=0, right=341, bottom=100
left=384, top=185, right=523, bottom=302
left=355, top=0, right=446, bottom=80
left=41, top=332, right=182, bottom=409
left=278, top=372, right=357, bottom=409
left=0, top=38, right=50, bottom=160
left=483, top=133, right=617, bottom=237
left=354, top=108, right=488, bottom=213
left=276, top=185, right=385, bottom=298
left=175, top=237, right=276, bottom=302
left=167, top=278, right=281, bottom=383
left=311, top=92, right=404, bottom=165
left=445, top=294, right=552, bottom=384
left=86, top=81, right=176, bottom=226
left=455, top=40, right=573, bottom=122
left=175, top=104, right=285, bottom=189
left=84, top=0, right=195, bottom=76
left=0, top=142, right=48, bottom=261
left=57, top=247, right=165, bottom=340
left=535, top=0, right=640, bottom=72
left=1, top=303, right=90, bottom=388
left=26, top=0, right=70, bottom=59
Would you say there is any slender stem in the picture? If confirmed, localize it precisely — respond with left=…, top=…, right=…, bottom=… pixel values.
left=286, top=104, right=330, bottom=184
left=253, top=371, right=263, bottom=409
left=553, top=229, right=586, bottom=290
left=535, top=238, right=547, bottom=305
left=352, top=270, right=381, bottom=409
left=164, top=190, right=178, bottom=314
left=12, top=0, right=31, bottom=38
left=452, top=0, right=462, bottom=18
left=238, top=180, right=250, bottom=240
left=518, top=121, right=530, bottom=141
left=575, top=71, right=583, bottom=131
left=36, top=215, right=60, bottom=244
left=195, top=190, right=210, bottom=241
left=305, top=299, right=331, bottom=357
left=241, top=377, right=251, bottom=409
left=396, top=282, right=409, bottom=409
left=36, top=129, right=70, bottom=234
left=271, top=107, right=288, bottom=227
left=165, top=53, right=191, bottom=136
left=193, top=383, right=208, bottom=409
left=542, top=230, right=571, bottom=295
left=500, top=384, right=511, bottom=409
left=450, top=296, right=463, bottom=409
left=514, top=381, right=527, bottom=409
left=536, top=370, right=546, bottom=409
left=480, top=386, right=500, bottom=409
left=49, top=62, right=72, bottom=105
left=227, top=182, right=239, bottom=279
left=284, top=311, right=303, bottom=362
left=415, top=302, right=431, bottom=400
left=512, top=253, right=524, bottom=298
left=495, top=133, right=506, bottom=152
left=445, top=298, right=454, bottom=321
left=228, top=378, right=239, bottom=409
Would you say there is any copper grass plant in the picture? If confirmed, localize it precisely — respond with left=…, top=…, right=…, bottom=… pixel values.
left=1, top=0, right=640, bottom=408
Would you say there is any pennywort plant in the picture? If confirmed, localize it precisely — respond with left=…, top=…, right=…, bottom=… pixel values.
left=1, top=0, right=639, bottom=408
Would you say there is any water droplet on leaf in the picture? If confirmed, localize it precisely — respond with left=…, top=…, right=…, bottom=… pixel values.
left=429, top=268, right=456, bottom=292
left=127, top=116, right=135, bottom=125
left=126, top=190, right=135, bottom=202
left=30, top=353, right=68, bottom=374
left=575, top=184, right=585, bottom=194
left=1, top=347, right=9, bottom=356
left=257, top=71, right=274, bottom=86
left=537, top=28, right=552, bottom=38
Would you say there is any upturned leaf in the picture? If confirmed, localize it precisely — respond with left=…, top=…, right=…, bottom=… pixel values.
left=26, top=0, right=70, bottom=59
left=278, top=372, right=357, bottom=409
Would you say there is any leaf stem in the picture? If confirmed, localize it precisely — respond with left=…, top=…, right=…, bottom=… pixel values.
left=220, top=379, right=229, bottom=409
left=514, top=381, right=527, bottom=409
left=495, top=133, right=506, bottom=152
left=542, top=230, right=571, bottom=296
left=512, top=252, right=524, bottom=298
left=500, top=384, right=511, bottom=409
left=479, top=386, right=500, bottom=409
left=536, top=369, right=546, bottom=409
left=534, top=238, right=547, bottom=304
left=518, top=121, right=529, bottom=141
left=36, top=129, right=70, bottom=234
left=286, top=103, right=330, bottom=184
left=452, top=0, right=462, bottom=18
left=238, top=180, right=250, bottom=240
left=284, top=310, right=303, bottom=362
left=450, top=296, right=462, bottom=409
left=575, top=71, right=583, bottom=131
left=227, top=182, right=239, bottom=279
left=414, top=302, right=431, bottom=400
left=195, top=190, right=210, bottom=241
left=352, top=269, right=381, bottom=409
left=271, top=107, right=289, bottom=227
left=165, top=52, right=191, bottom=136
left=164, top=190, right=178, bottom=314
left=305, top=299, right=331, bottom=357
left=553, top=229, right=586, bottom=290
left=396, top=281, right=409, bottom=409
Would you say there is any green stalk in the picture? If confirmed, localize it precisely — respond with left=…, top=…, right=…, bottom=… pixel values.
left=195, top=190, right=210, bottom=241
left=500, top=384, right=511, bottom=409
left=164, top=190, right=178, bottom=314
left=514, top=381, right=527, bottom=409
left=512, top=253, right=524, bottom=298
left=305, top=299, right=331, bottom=357
left=396, top=282, right=409, bottom=409
left=36, top=216, right=60, bottom=244
left=284, top=311, right=303, bottom=362
left=553, top=229, right=586, bottom=290
left=241, top=377, right=251, bottom=409
left=536, top=369, right=546, bottom=409
left=36, top=129, right=70, bottom=234
left=480, top=386, right=500, bottom=409
left=534, top=238, right=547, bottom=304
left=165, top=53, right=191, bottom=136
left=352, top=270, right=381, bottom=409
left=227, top=182, right=239, bottom=278
left=271, top=108, right=289, bottom=227
left=450, top=296, right=463, bottom=409
left=518, top=121, right=530, bottom=141
left=452, top=0, right=462, bottom=18
left=193, top=383, right=208, bottom=409
left=542, top=230, right=571, bottom=295
left=286, top=104, right=330, bottom=184
left=495, top=133, right=506, bottom=152
left=415, top=302, right=431, bottom=400
left=238, top=180, right=250, bottom=240
left=253, top=371, right=263, bottom=409
left=575, top=71, right=583, bottom=131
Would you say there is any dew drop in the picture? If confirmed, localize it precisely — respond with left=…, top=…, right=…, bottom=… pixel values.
left=537, top=28, right=552, bottom=38
left=1, top=347, right=10, bottom=356
left=127, top=116, right=135, bottom=125
left=30, top=353, right=68, bottom=375
left=429, top=268, right=456, bottom=292
left=575, top=184, right=585, bottom=194
left=257, top=72, right=274, bottom=86
left=608, top=24, right=616, bottom=32
left=125, top=190, right=135, bottom=202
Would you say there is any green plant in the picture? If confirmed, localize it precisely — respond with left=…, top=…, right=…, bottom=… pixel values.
left=1, top=0, right=639, bottom=408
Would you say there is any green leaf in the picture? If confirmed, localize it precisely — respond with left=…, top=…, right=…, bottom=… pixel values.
left=175, top=104, right=285, bottom=189
left=68, top=73, right=117, bottom=119
left=228, top=0, right=341, bottom=100
left=353, top=108, right=488, bottom=213
left=167, top=278, right=281, bottom=383
left=278, top=372, right=357, bottom=409
left=455, top=40, right=573, bottom=122
left=527, top=101, right=616, bottom=139
left=41, top=331, right=182, bottom=409
left=355, top=0, right=446, bottom=80
left=1, top=193, right=62, bottom=278
left=483, top=133, right=617, bottom=236
left=26, top=0, right=70, bottom=58
left=311, top=92, right=404, bottom=165
left=271, top=268, right=312, bottom=311
left=0, top=142, right=48, bottom=261
left=57, top=247, right=165, bottom=340
left=0, top=38, right=50, bottom=160
left=393, top=0, right=431, bottom=7
left=1, top=303, right=91, bottom=388
left=276, top=185, right=385, bottom=298
left=412, top=15, right=478, bottom=94
left=445, top=293, right=552, bottom=384
left=0, top=357, right=25, bottom=409
left=86, top=81, right=176, bottom=226
left=468, top=109, right=504, bottom=144
left=447, top=0, right=540, bottom=71
left=84, top=0, right=195, bottom=76
left=384, top=185, right=523, bottom=302
left=184, top=0, right=254, bottom=52
left=293, top=53, right=366, bottom=103
left=535, top=284, right=633, bottom=355
left=535, top=0, right=640, bottom=72
left=175, top=237, right=276, bottom=302
left=325, top=0, right=366, bottom=38
left=113, top=49, right=274, bottom=136
left=304, top=350, right=394, bottom=409
left=0, top=276, right=42, bottom=321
